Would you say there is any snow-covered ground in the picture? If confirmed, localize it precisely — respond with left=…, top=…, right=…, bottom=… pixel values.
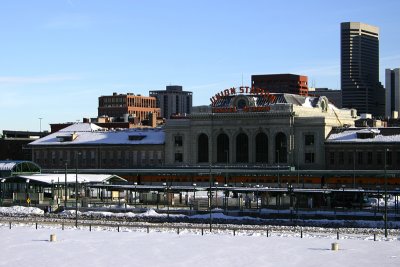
left=0, top=222, right=399, bottom=267
left=0, top=206, right=400, bottom=266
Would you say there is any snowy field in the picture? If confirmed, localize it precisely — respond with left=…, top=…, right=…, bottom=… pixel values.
left=1, top=206, right=400, bottom=267
left=0, top=223, right=399, bottom=267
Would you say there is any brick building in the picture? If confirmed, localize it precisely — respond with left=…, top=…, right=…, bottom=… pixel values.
left=251, top=74, right=308, bottom=96
left=98, top=92, right=160, bottom=123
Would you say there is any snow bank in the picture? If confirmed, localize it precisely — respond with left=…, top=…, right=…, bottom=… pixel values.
left=0, top=206, right=44, bottom=216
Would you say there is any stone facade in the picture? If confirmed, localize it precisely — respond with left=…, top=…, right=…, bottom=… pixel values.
left=164, top=94, right=356, bottom=170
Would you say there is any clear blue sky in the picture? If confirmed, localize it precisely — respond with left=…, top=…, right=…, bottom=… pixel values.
left=1, top=0, right=400, bottom=132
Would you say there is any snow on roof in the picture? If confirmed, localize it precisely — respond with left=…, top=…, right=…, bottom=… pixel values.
left=14, top=174, right=126, bottom=184
left=29, top=123, right=165, bottom=146
left=60, top=123, right=104, bottom=132
left=327, top=128, right=400, bottom=143
left=302, top=97, right=314, bottom=108
left=0, top=161, right=18, bottom=171
left=0, top=160, right=41, bottom=173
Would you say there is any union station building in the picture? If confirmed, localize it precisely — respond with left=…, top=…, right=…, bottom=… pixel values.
left=27, top=87, right=359, bottom=172
left=164, top=86, right=357, bottom=170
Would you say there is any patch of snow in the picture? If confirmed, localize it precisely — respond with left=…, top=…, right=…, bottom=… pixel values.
left=0, top=206, right=44, bottom=215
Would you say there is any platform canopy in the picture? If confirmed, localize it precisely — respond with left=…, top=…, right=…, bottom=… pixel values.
left=0, top=160, right=41, bottom=178
left=3, top=173, right=127, bottom=186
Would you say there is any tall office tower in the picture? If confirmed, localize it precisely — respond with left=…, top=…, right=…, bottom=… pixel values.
left=149, top=85, right=193, bottom=119
left=385, top=68, right=400, bottom=118
left=341, top=22, right=385, bottom=117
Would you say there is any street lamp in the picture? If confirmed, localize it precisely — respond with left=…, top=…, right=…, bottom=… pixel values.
left=384, top=148, right=388, bottom=238
left=64, top=161, right=68, bottom=209
left=214, top=182, right=218, bottom=209
left=396, top=188, right=400, bottom=215
left=75, top=152, right=81, bottom=228
left=277, top=150, right=280, bottom=187
left=224, top=184, right=228, bottom=211
left=163, top=182, right=169, bottom=219
left=51, top=179, right=54, bottom=200
left=376, top=185, right=381, bottom=212
left=288, top=183, right=294, bottom=221
left=39, top=117, right=43, bottom=132
left=256, top=184, right=260, bottom=210
left=339, top=184, right=346, bottom=210
left=0, top=179, right=5, bottom=206
left=26, top=179, right=30, bottom=206
left=134, top=182, right=137, bottom=208
left=353, top=149, right=356, bottom=189
left=193, top=183, right=197, bottom=202
left=57, top=177, right=60, bottom=208
left=208, top=174, right=213, bottom=232
left=51, top=179, right=54, bottom=210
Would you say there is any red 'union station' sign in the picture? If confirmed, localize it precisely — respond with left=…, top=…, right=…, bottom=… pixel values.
left=210, top=86, right=276, bottom=105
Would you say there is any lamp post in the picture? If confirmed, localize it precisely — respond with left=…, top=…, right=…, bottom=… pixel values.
left=297, top=153, right=300, bottom=187
left=224, top=183, right=228, bottom=211
left=57, top=177, right=60, bottom=208
left=166, top=185, right=170, bottom=220
left=0, top=179, right=5, bottom=206
left=134, top=182, right=137, bottom=208
left=384, top=148, right=388, bottom=238
left=163, top=182, right=169, bottom=219
left=162, top=182, right=167, bottom=208
left=38, top=117, right=43, bottom=132
left=277, top=150, right=280, bottom=187
left=192, top=183, right=196, bottom=211
left=209, top=165, right=212, bottom=232
left=396, top=188, right=400, bottom=214
left=26, top=179, right=30, bottom=206
left=376, top=185, right=381, bottom=212
left=353, top=149, right=356, bottom=189
left=75, top=152, right=81, bottom=228
left=341, top=184, right=345, bottom=209
left=51, top=179, right=54, bottom=208
left=64, top=161, right=68, bottom=208
left=288, top=183, right=294, bottom=222
left=256, top=184, right=260, bottom=210
left=214, top=182, right=218, bottom=209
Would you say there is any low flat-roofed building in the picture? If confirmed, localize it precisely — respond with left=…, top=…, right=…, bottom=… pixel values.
left=29, top=123, right=165, bottom=169
left=325, top=127, right=400, bottom=170
left=1, top=131, right=49, bottom=160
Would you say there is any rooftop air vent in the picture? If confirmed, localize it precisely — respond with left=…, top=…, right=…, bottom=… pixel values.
left=57, top=133, right=78, bottom=142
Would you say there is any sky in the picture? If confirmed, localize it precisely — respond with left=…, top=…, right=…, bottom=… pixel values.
left=1, top=0, right=400, bottom=132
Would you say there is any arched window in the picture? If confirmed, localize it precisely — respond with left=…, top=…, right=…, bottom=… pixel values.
left=256, top=132, right=268, bottom=163
left=198, top=134, right=209, bottom=163
left=217, top=133, right=229, bottom=163
left=236, top=133, right=249, bottom=163
left=275, top=132, right=287, bottom=163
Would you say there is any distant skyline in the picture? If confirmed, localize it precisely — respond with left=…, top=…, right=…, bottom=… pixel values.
left=1, top=0, right=400, bottom=132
